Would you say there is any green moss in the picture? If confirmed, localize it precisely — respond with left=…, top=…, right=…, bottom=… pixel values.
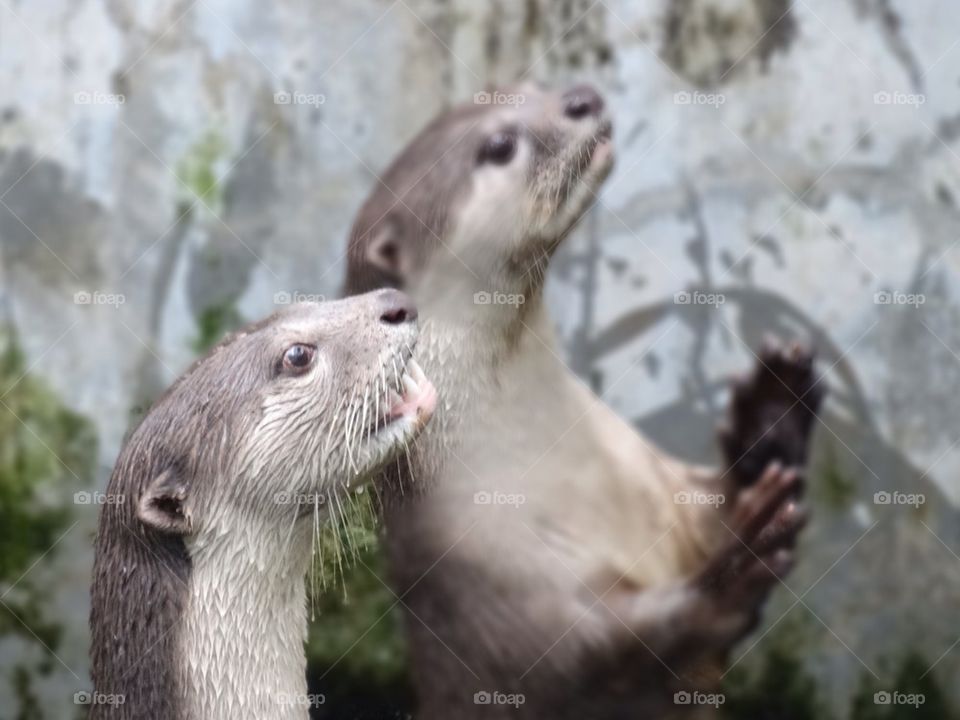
left=176, top=129, right=228, bottom=209
left=813, top=444, right=857, bottom=511
left=722, top=611, right=832, bottom=720
left=307, top=534, right=407, bottom=682
left=0, top=332, right=96, bottom=580
left=0, top=330, right=96, bottom=720
left=723, top=612, right=960, bottom=720
left=12, top=665, right=44, bottom=720
left=191, top=302, right=245, bottom=354
left=850, top=681, right=888, bottom=720
left=850, top=653, right=958, bottom=720
left=305, top=528, right=413, bottom=717
left=308, top=488, right=380, bottom=590
left=302, top=486, right=414, bottom=717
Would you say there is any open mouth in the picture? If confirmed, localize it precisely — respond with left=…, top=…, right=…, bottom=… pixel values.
left=596, top=118, right=613, bottom=142
left=570, top=118, right=615, bottom=185
left=554, top=118, right=615, bottom=216
left=588, top=118, right=614, bottom=168
left=582, top=118, right=613, bottom=163
left=368, top=356, right=437, bottom=436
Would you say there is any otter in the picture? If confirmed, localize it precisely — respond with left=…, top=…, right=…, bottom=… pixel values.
left=344, top=85, right=824, bottom=718
left=88, top=289, right=437, bottom=720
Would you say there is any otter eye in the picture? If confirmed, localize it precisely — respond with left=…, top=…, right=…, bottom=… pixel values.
left=281, top=344, right=315, bottom=374
left=478, top=130, right=517, bottom=165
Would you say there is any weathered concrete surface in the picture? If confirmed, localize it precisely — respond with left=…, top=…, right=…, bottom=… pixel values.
left=1, top=0, right=959, bottom=717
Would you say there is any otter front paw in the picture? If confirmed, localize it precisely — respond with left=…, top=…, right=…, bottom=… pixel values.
left=719, top=339, right=824, bottom=488
left=695, top=463, right=806, bottom=643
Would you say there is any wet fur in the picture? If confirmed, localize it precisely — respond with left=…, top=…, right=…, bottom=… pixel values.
left=90, top=293, right=423, bottom=720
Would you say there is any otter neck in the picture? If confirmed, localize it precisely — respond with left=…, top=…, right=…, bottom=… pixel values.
left=410, top=293, right=562, bottom=479
left=179, top=509, right=314, bottom=720
left=413, top=259, right=544, bottom=345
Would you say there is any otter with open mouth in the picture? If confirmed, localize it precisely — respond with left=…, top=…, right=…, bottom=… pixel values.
left=345, top=85, right=823, bottom=718
left=89, top=289, right=436, bottom=720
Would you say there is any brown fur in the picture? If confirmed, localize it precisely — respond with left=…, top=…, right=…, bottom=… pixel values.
left=344, top=85, right=822, bottom=719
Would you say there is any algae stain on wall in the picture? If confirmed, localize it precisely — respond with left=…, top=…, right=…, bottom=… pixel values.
left=0, top=330, right=97, bottom=720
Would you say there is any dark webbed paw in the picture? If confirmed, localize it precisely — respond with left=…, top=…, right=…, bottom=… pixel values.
left=719, top=339, right=824, bottom=488
left=696, top=463, right=807, bottom=641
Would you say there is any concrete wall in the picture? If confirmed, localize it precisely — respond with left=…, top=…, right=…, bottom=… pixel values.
left=1, top=0, right=959, bottom=716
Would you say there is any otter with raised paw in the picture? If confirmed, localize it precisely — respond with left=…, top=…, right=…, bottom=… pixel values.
left=89, top=289, right=437, bottom=720
left=344, top=85, right=824, bottom=718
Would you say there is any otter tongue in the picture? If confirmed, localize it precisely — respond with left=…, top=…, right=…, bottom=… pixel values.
left=390, top=388, right=418, bottom=418
left=387, top=387, right=404, bottom=412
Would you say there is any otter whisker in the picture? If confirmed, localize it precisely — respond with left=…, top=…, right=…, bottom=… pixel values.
left=359, top=386, right=370, bottom=448
left=342, top=399, right=359, bottom=475
left=347, top=401, right=362, bottom=474
left=309, top=493, right=321, bottom=617
left=332, top=491, right=348, bottom=586
left=373, top=373, right=382, bottom=444
left=349, top=394, right=365, bottom=473
left=395, top=454, right=405, bottom=497
left=392, top=355, right=403, bottom=393
left=403, top=444, right=414, bottom=489
left=321, top=394, right=347, bottom=475
left=338, top=400, right=352, bottom=474
left=322, top=490, right=341, bottom=591
left=380, top=361, right=388, bottom=406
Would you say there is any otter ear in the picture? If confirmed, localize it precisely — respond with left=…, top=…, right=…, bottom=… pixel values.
left=365, top=221, right=409, bottom=286
left=137, top=468, right=192, bottom=535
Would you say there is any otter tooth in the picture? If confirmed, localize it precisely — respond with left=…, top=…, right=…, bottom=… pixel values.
left=402, top=373, right=420, bottom=397
left=408, top=358, right=427, bottom=386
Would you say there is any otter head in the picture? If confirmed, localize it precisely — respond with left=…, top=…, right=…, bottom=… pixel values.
left=132, top=288, right=437, bottom=536
left=345, top=84, right=614, bottom=319
left=90, top=289, right=437, bottom=719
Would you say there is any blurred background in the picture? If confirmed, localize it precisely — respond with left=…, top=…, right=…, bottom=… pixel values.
left=1, top=0, right=959, bottom=718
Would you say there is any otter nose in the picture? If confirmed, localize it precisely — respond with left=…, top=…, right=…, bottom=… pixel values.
left=563, top=84, right=605, bottom=120
left=378, top=289, right=418, bottom=325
